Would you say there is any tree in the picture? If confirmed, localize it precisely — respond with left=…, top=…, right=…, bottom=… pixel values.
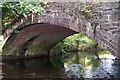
left=0, top=2, right=47, bottom=34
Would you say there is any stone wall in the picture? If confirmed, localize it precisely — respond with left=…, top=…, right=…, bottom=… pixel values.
left=40, top=2, right=120, bottom=57
left=95, top=2, right=119, bottom=57
left=118, top=1, right=120, bottom=58
left=3, top=2, right=120, bottom=58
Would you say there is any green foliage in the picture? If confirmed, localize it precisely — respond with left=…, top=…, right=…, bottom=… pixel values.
left=50, top=34, right=97, bottom=54
left=0, top=2, right=46, bottom=33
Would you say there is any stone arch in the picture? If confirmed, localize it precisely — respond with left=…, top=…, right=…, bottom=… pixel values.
left=3, top=14, right=118, bottom=58
left=3, top=14, right=81, bottom=56
left=3, top=14, right=79, bottom=38
left=3, top=14, right=83, bottom=55
left=3, top=23, right=78, bottom=56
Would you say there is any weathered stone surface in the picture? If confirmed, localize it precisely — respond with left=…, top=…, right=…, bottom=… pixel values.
left=2, top=2, right=120, bottom=58
left=3, top=23, right=77, bottom=56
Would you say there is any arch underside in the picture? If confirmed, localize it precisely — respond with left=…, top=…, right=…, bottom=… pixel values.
left=3, top=23, right=78, bottom=56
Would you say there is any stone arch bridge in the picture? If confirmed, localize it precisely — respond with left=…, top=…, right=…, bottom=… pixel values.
left=2, top=2, right=120, bottom=58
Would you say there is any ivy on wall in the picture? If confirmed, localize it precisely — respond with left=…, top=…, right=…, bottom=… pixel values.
left=0, top=2, right=48, bottom=33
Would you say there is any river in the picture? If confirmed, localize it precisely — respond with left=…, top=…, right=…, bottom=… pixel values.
left=1, top=51, right=120, bottom=80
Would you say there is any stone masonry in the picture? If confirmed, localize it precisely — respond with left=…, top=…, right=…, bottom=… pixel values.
left=3, top=2, right=120, bottom=58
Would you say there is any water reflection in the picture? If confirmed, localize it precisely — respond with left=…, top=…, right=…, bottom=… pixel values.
left=2, top=51, right=120, bottom=79
left=2, top=58, right=66, bottom=78
left=50, top=51, right=119, bottom=79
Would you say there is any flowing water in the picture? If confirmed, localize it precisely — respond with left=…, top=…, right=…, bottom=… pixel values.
left=1, top=51, right=120, bottom=80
